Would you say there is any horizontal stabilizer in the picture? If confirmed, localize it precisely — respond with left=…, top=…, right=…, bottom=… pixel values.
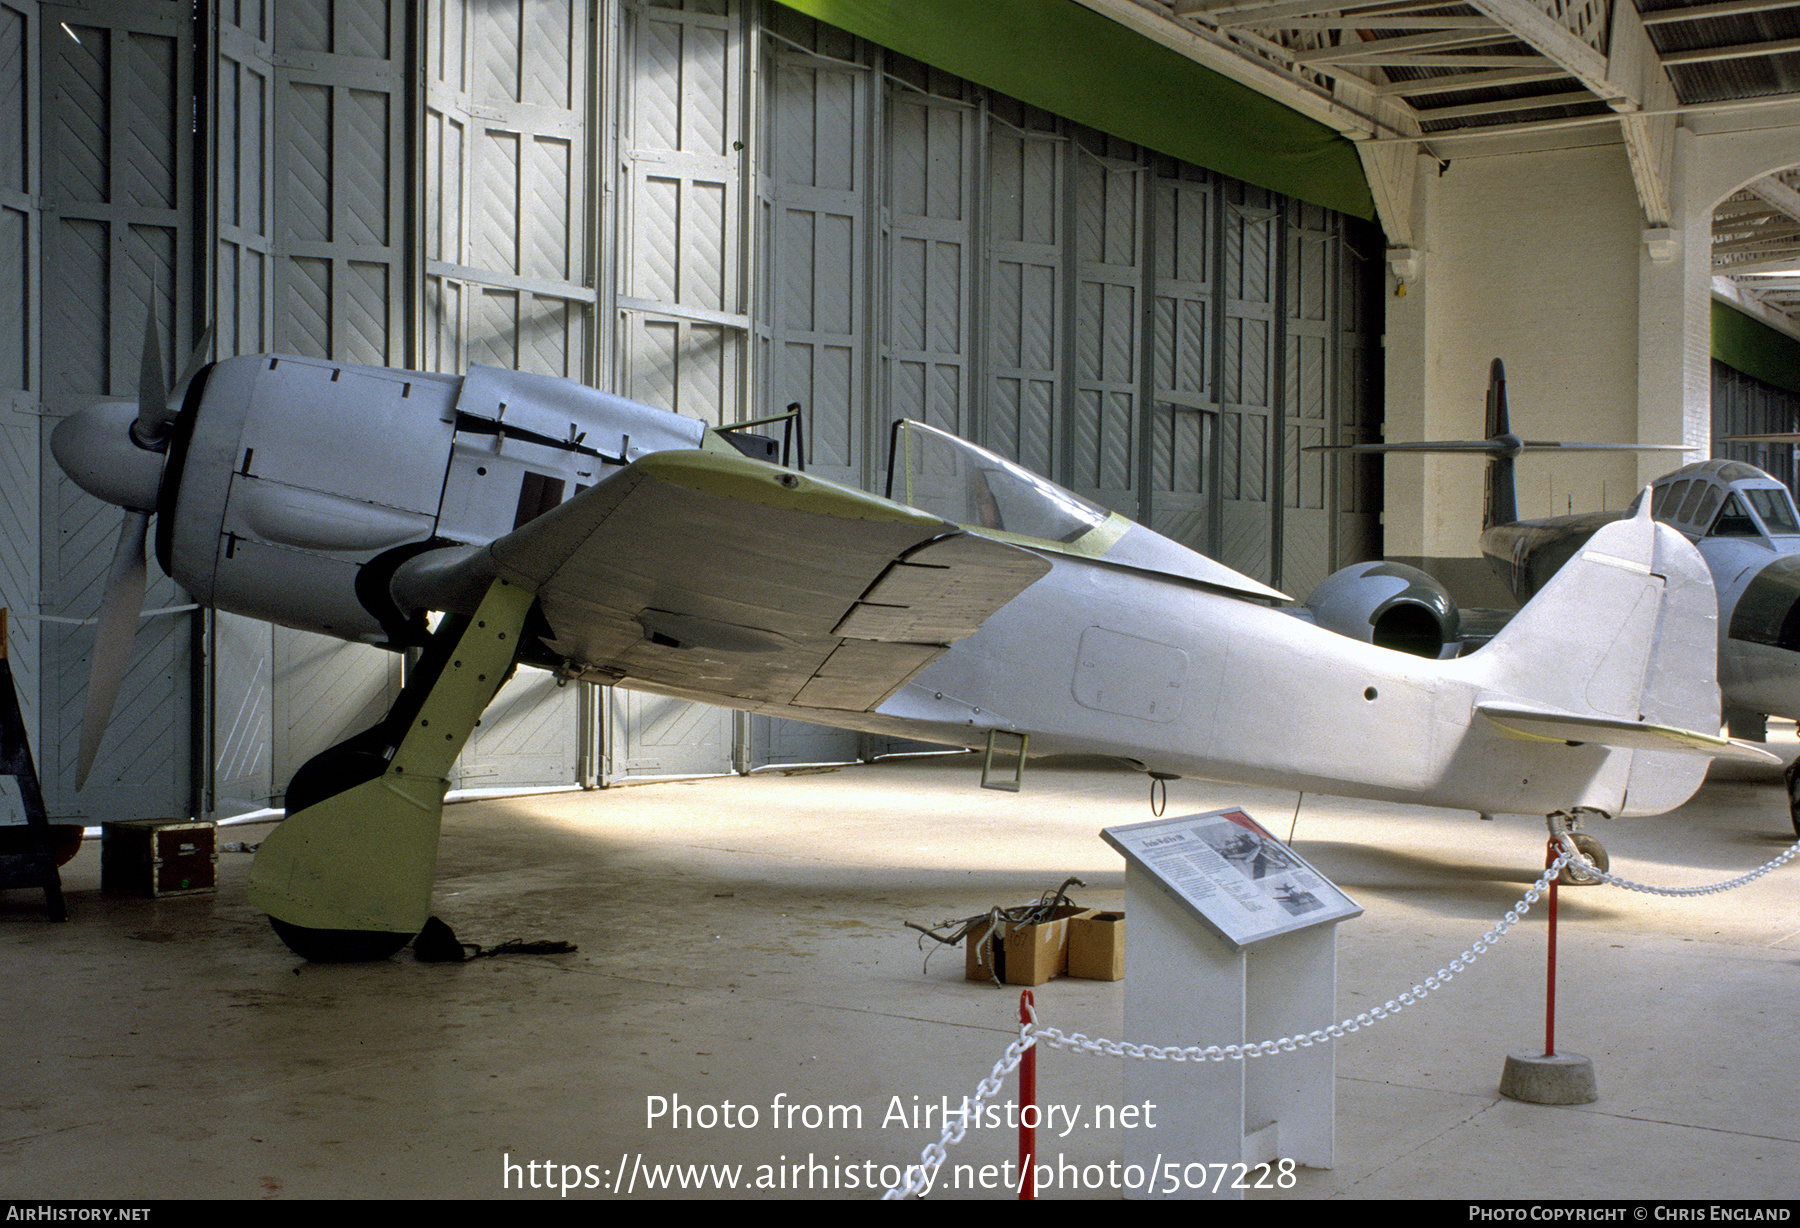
left=1476, top=701, right=1779, bottom=764
left=1305, top=440, right=1687, bottom=455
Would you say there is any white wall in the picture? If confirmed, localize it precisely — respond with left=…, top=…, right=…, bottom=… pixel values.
left=1385, top=142, right=1663, bottom=565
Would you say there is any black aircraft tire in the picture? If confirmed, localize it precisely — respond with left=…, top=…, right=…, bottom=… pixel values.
left=1559, top=833, right=1608, bottom=887
left=270, top=917, right=414, bottom=963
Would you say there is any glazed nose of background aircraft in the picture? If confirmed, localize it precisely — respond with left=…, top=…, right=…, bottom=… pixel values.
left=1728, top=553, right=1800, bottom=651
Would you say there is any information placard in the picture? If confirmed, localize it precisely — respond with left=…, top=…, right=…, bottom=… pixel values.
left=1102, top=808, right=1361, bottom=951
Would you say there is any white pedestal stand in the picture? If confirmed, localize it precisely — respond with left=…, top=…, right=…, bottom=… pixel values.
left=1122, top=864, right=1342, bottom=1200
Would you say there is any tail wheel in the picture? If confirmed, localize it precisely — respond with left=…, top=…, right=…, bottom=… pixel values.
left=1559, top=832, right=1608, bottom=887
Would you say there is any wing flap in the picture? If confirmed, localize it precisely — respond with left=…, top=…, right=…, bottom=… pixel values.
left=834, top=534, right=1052, bottom=643
left=793, top=641, right=944, bottom=711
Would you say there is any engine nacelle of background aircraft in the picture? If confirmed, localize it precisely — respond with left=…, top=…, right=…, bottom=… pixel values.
left=1301, top=560, right=1460, bottom=659
left=156, top=355, right=708, bottom=645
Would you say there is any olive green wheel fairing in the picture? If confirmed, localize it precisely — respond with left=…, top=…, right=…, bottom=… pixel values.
left=250, top=578, right=535, bottom=959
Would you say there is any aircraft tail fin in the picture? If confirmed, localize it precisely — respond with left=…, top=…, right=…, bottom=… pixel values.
left=1483, top=358, right=1517, bottom=529
left=1303, top=358, right=1684, bottom=530
left=1468, top=494, right=1767, bottom=813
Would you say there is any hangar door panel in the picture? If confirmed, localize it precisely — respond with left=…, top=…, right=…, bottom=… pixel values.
left=39, top=0, right=195, bottom=820
left=1334, top=227, right=1381, bottom=569
left=270, top=627, right=400, bottom=797
left=1146, top=165, right=1215, bottom=557
left=884, top=67, right=976, bottom=445
left=751, top=22, right=873, bottom=769
left=756, top=24, right=871, bottom=491
left=215, top=1, right=273, bottom=359
left=607, top=0, right=746, bottom=780
left=207, top=2, right=276, bottom=818
left=0, top=415, right=36, bottom=760
left=425, top=0, right=592, bottom=789
left=984, top=101, right=1062, bottom=480
left=607, top=686, right=731, bottom=781
left=1070, top=135, right=1143, bottom=519
left=1281, top=201, right=1335, bottom=600
left=269, top=0, right=407, bottom=367
left=1217, top=184, right=1278, bottom=586
left=458, top=668, right=578, bottom=789
left=255, top=0, right=412, bottom=785
left=1, top=0, right=40, bottom=763
left=210, top=611, right=273, bottom=816
left=424, top=0, right=592, bottom=382
left=1716, top=361, right=1800, bottom=493
left=617, top=0, right=744, bottom=425
left=872, top=66, right=977, bottom=540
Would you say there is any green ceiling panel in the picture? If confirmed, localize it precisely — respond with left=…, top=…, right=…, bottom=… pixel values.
left=777, top=0, right=1376, bottom=220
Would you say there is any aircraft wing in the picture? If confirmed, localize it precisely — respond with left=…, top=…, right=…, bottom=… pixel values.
left=402, top=449, right=1052, bottom=714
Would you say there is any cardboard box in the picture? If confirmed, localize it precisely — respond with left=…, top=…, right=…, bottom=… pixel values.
left=102, top=819, right=217, bottom=897
left=965, top=904, right=1085, bottom=986
left=1068, top=910, right=1125, bottom=981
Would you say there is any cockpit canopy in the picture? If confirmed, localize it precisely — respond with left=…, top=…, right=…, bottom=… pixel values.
left=1625, top=459, right=1800, bottom=542
left=885, top=419, right=1109, bottom=546
left=881, top=417, right=1293, bottom=602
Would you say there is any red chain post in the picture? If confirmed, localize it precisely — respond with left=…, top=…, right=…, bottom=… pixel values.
left=1019, top=989, right=1036, bottom=1200
left=1544, top=838, right=1559, bottom=1057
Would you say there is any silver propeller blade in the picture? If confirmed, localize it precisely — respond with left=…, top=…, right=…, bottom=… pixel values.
left=77, top=310, right=208, bottom=784
left=169, top=324, right=214, bottom=413
left=134, top=310, right=169, bottom=444
left=77, top=510, right=149, bottom=789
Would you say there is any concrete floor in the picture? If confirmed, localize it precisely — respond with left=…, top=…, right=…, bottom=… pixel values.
left=3, top=750, right=1798, bottom=1202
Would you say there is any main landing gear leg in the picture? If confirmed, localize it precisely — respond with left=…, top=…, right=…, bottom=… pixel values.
left=249, top=577, right=533, bottom=961
left=1547, top=808, right=1610, bottom=887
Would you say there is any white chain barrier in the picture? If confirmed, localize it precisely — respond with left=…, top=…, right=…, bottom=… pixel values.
left=881, top=1013, right=1039, bottom=1200
left=1554, top=832, right=1800, bottom=895
left=883, top=836, right=1800, bottom=1198
left=884, top=851, right=1570, bottom=1198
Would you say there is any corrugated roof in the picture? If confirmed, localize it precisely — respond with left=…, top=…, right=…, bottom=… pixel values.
left=1093, top=0, right=1800, bottom=326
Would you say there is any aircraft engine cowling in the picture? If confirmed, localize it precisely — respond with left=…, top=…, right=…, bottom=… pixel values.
left=158, top=355, right=463, bottom=644
left=1301, top=561, right=1461, bottom=659
left=157, top=354, right=713, bottom=646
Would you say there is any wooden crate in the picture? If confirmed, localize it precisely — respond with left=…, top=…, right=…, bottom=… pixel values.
left=101, top=820, right=217, bottom=897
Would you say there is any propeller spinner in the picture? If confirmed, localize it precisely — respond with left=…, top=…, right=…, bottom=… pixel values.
left=50, top=314, right=211, bottom=787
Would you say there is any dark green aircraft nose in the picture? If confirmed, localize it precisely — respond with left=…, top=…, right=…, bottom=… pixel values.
left=1729, top=555, right=1800, bottom=652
